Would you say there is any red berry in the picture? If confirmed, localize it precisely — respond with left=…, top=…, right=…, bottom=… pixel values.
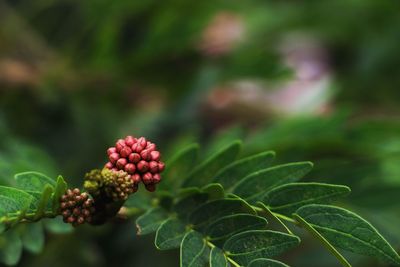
left=129, top=153, right=141, bottom=163
left=150, top=150, right=160, bottom=161
left=109, top=153, right=120, bottom=164
left=149, top=161, right=159, bottom=173
left=73, top=208, right=80, bottom=216
left=137, top=160, right=149, bottom=172
left=116, top=158, right=128, bottom=169
left=125, top=163, right=136, bottom=174
left=77, top=217, right=85, bottom=224
left=115, top=139, right=126, bottom=152
left=142, top=172, right=153, bottom=184
left=158, top=162, right=165, bottom=172
left=131, top=174, right=141, bottom=184
left=105, top=162, right=113, bottom=169
left=140, top=149, right=151, bottom=161
left=107, top=147, right=117, bottom=156
left=120, top=146, right=132, bottom=158
left=125, top=136, right=136, bottom=146
left=153, top=173, right=161, bottom=183
left=131, top=143, right=144, bottom=153
left=137, top=137, right=147, bottom=147
left=146, top=143, right=156, bottom=151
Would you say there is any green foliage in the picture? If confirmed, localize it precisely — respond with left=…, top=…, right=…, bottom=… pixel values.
left=295, top=204, right=400, bottom=265
left=136, top=144, right=400, bottom=267
left=0, top=172, right=69, bottom=266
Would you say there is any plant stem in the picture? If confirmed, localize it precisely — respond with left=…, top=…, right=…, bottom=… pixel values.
left=293, top=214, right=352, bottom=267
left=205, top=239, right=242, bottom=267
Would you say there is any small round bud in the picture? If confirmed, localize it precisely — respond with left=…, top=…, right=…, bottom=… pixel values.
left=140, top=149, right=151, bottom=161
left=125, top=136, right=136, bottom=146
left=109, top=153, right=120, bottom=164
left=142, top=172, right=153, bottom=185
left=146, top=143, right=156, bottom=151
left=107, top=147, right=117, bottom=156
left=73, top=208, right=80, bottom=216
left=125, top=163, right=136, bottom=174
left=153, top=173, right=161, bottom=183
left=137, top=160, right=149, bottom=173
left=137, top=137, right=147, bottom=147
left=129, top=153, right=141, bottom=163
left=120, top=146, right=132, bottom=158
left=131, top=143, right=144, bottom=153
left=131, top=174, right=141, bottom=184
left=105, top=162, right=113, bottom=169
left=115, top=139, right=126, bottom=152
left=149, top=161, right=159, bottom=173
left=62, top=210, right=71, bottom=217
left=116, top=158, right=128, bottom=169
left=150, top=150, right=160, bottom=161
left=67, top=216, right=75, bottom=223
left=158, top=162, right=165, bottom=172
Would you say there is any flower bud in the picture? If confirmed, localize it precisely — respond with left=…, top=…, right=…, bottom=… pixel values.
left=137, top=160, right=149, bottom=173
left=116, top=158, right=127, bottom=169
left=115, top=139, right=126, bottom=152
left=150, top=151, right=160, bottom=161
left=137, top=137, right=147, bottom=148
left=140, top=149, right=151, bottom=161
left=129, top=153, right=141, bottom=163
left=124, top=163, right=136, bottom=174
left=107, top=147, right=117, bottom=156
left=146, top=143, right=156, bottom=151
left=149, top=161, right=159, bottom=173
left=158, top=162, right=165, bottom=172
left=109, top=153, right=120, bottom=164
left=153, top=173, right=161, bottom=183
left=131, top=143, right=144, bottom=153
left=125, top=136, right=136, bottom=146
left=120, top=146, right=132, bottom=158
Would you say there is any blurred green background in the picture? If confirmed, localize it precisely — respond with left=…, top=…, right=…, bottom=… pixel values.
left=0, top=0, right=399, bottom=266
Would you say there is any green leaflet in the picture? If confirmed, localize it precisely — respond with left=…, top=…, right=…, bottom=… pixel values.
left=262, top=182, right=350, bottom=216
left=248, top=258, right=290, bottom=267
left=51, top=175, right=68, bottom=213
left=0, top=186, right=34, bottom=215
left=14, top=172, right=56, bottom=192
left=20, top=223, right=44, bottom=254
left=182, top=141, right=242, bottom=187
left=292, top=213, right=351, bottom=267
left=0, top=230, right=22, bottom=266
left=0, top=196, right=20, bottom=217
left=34, top=185, right=54, bottom=220
left=136, top=207, right=169, bottom=235
left=189, top=199, right=256, bottom=230
left=173, top=192, right=210, bottom=222
left=223, top=230, right=300, bottom=266
left=210, top=247, right=230, bottom=267
left=232, top=162, right=313, bottom=203
left=160, top=144, right=199, bottom=191
left=295, top=204, right=400, bottom=265
left=201, top=183, right=225, bottom=200
left=214, top=151, right=275, bottom=190
left=155, top=218, right=187, bottom=250
left=180, top=230, right=210, bottom=267
left=205, top=214, right=268, bottom=245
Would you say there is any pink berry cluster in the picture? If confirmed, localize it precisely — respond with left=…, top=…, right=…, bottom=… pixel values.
left=105, top=136, right=165, bottom=192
